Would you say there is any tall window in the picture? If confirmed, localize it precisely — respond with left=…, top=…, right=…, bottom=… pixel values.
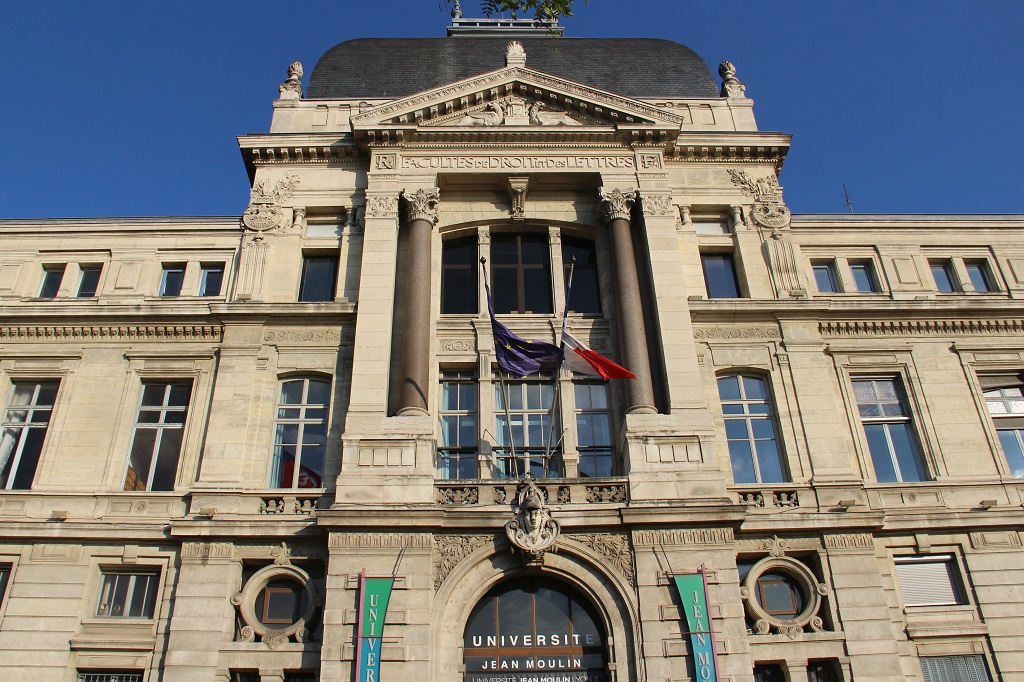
left=1, top=381, right=59, bottom=490
left=853, top=378, right=928, bottom=482
left=562, top=237, right=601, bottom=314
left=930, top=260, right=957, bottom=292
left=38, top=265, right=65, bottom=298
left=96, top=570, right=160, bottom=618
left=495, top=376, right=560, bottom=477
left=438, top=371, right=478, bottom=479
left=298, top=256, right=338, bottom=302
left=575, top=382, right=612, bottom=477
left=124, top=381, right=192, bottom=491
left=849, top=260, right=878, bottom=292
left=77, top=266, right=102, bottom=297
left=812, top=261, right=839, bottom=293
left=199, top=263, right=224, bottom=296
left=718, top=375, right=786, bottom=484
left=965, top=260, right=995, bottom=292
left=441, top=236, right=478, bottom=314
left=159, top=264, right=185, bottom=297
left=491, top=234, right=552, bottom=314
left=271, top=377, right=330, bottom=488
left=701, top=253, right=741, bottom=298
left=980, top=374, right=1024, bottom=478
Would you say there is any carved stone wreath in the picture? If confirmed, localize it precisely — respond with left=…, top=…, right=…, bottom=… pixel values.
left=739, top=555, right=828, bottom=639
left=231, top=563, right=322, bottom=648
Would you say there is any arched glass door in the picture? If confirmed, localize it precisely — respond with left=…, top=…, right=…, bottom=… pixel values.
left=464, top=576, right=608, bottom=681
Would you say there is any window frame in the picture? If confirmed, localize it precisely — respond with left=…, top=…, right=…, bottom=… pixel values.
left=851, top=376, right=930, bottom=483
left=812, top=260, right=840, bottom=293
left=493, top=372, right=561, bottom=478
left=848, top=259, right=879, bottom=293
left=0, top=379, right=61, bottom=490
left=893, top=554, right=966, bottom=608
left=440, top=235, right=480, bottom=315
left=159, top=263, right=186, bottom=297
left=573, top=381, right=613, bottom=477
left=717, top=374, right=788, bottom=485
left=198, top=263, right=225, bottom=297
left=76, top=265, right=103, bottom=298
left=38, top=264, right=66, bottom=299
left=490, top=232, right=554, bottom=315
left=122, top=380, right=194, bottom=492
left=95, top=568, right=162, bottom=619
left=930, top=259, right=959, bottom=293
left=978, top=373, right=1024, bottom=478
left=298, top=254, right=338, bottom=302
left=920, top=655, right=992, bottom=682
left=964, top=259, right=996, bottom=293
left=270, top=376, right=331, bottom=489
left=438, top=370, right=478, bottom=480
left=701, top=251, right=742, bottom=299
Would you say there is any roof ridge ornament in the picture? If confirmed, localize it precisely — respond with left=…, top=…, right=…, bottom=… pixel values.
left=279, top=62, right=304, bottom=100
left=719, top=60, right=746, bottom=99
left=506, top=40, right=527, bottom=67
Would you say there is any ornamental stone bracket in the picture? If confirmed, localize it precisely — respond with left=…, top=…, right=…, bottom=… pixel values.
left=597, top=187, right=638, bottom=223
left=728, top=168, right=791, bottom=229
left=505, top=476, right=560, bottom=562
left=401, top=187, right=441, bottom=224
left=506, top=177, right=529, bottom=220
left=241, top=174, right=300, bottom=235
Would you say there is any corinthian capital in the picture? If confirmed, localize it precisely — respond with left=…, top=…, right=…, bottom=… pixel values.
left=401, top=187, right=441, bottom=224
left=597, top=187, right=638, bottom=223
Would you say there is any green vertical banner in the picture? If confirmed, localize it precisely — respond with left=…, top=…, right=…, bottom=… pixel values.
left=673, top=568, right=719, bottom=682
left=356, top=572, right=395, bottom=682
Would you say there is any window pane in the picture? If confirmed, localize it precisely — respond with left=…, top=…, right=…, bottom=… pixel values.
left=124, top=429, right=157, bottom=491
left=702, top=254, right=740, bottom=298
left=888, top=422, right=927, bottom=482
left=965, top=261, right=993, bottom=292
left=280, top=380, right=304, bottom=405
left=755, top=439, right=785, bottom=483
left=199, top=265, right=224, bottom=296
left=77, top=267, right=102, bottom=297
left=8, top=427, right=45, bottom=489
left=491, top=267, right=519, bottom=314
left=160, top=265, right=185, bottom=297
left=813, top=263, right=838, bottom=293
left=864, top=423, right=898, bottom=482
left=562, top=237, right=601, bottom=314
left=305, top=379, right=331, bottom=406
left=997, top=429, right=1024, bottom=478
left=931, top=262, right=956, bottom=292
left=717, top=375, right=741, bottom=401
left=150, top=429, right=183, bottom=491
left=299, top=256, right=338, bottom=302
left=743, top=376, right=767, bottom=400
left=850, top=261, right=877, bottom=292
left=441, top=236, right=478, bottom=314
left=39, top=266, right=65, bottom=298
left=728, top=440, right=757, bottom=484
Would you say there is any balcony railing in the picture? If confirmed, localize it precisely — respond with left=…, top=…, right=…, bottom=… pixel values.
left=434, top=477, right=628, bottom=506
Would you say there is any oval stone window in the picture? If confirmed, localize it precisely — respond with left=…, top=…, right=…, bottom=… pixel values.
left=464, top=576, right=608, bottom=681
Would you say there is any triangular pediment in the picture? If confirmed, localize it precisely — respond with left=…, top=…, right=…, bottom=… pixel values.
left=350, top=66, right=683, bottom=142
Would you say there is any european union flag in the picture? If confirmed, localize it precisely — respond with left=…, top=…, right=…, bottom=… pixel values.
left=485, top=281, right=562, bottom=377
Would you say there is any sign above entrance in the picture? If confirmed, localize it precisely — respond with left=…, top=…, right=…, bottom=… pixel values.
left=399, top=155, right=636, bottom=172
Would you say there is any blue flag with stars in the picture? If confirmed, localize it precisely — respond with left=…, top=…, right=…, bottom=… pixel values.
left=485, top=281, right=562, bottom=377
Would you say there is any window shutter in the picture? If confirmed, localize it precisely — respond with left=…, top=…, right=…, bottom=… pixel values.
left=895, top=557, right=961, bottom=606
left=979, top=373, right=1024, bottom=391
left=921, top=655, right=991, bottom=682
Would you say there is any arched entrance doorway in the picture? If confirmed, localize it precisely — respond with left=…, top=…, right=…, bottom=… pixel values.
left=463, top=575, right=608, bottom=681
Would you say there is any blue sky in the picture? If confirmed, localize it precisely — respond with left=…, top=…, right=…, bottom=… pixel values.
left=3, top=1, right=1022, bottom=218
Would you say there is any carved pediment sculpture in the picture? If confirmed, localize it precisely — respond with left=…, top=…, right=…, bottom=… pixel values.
left=728, top=169, right=791, bottom=229
left=241, top=174, right=300, bottom=234
left=505, top=476, right=560, bottom=561
left=449, top=96, right=583, bottom=127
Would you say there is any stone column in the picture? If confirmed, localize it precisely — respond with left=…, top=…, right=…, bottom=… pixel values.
left=397, top=188, right=440, bottom=416
left=598, top=187, right=656, bottom=414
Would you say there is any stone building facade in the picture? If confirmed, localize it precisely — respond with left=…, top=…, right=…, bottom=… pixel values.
left=0, top=15, right=1022, bottom=682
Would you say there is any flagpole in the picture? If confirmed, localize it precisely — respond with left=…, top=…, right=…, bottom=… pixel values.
left=481, top=257, right=520, bottom=479
left=545, top=257, right=575, bottom=474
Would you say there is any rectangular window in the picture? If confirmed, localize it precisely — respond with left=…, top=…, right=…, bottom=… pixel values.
left=753, top=664, right=786, bottom=682
left=849, top=260, right=878, bottom=292
left=283, top=674, right=318, bottom=682
left=965, top=260, right=995, bottom=292
left=693, top=217, right=731, bottom=235
left=1, top=380, right=59, bottom=490
left=491, top=233, right=553, bottom=314
left=96, top=570, right=160, bottom=618
left=812, top=261, right=839, bottom=293
left=718, top=375, right=786, bottom=484
left=920, top=656, right=991, bottom=682
left=562, top=237, right=602, bottom=314
left=853, top=378, right=928, bottom=482
left=0, top=564, right=11, bottom=607
left=807, top=660, right=841, bottom=682
left=895, top=555, right=964, bottom=606
left=494, top=375, right=560, bottom=477
left=575, top=382, right=612, bottom=477
left=438, top=371, right=478, bottom=480
left=271, top=377, right=330, bottom=488
left=38, top=265, right=66, bottom=298
left=701, top=253, right=741, bottom=298
left=441, top=236, right=478, bottom=314
left=231, top=673, right=261, bottom=682
left=159, top=264, right=185, bottom=297
left=77, top=673, right=144, bottom=682
left=77, top=266, right=102, bottom=298
left=198, top=263, right=224, bottom=297
left=930, top=260, right=957, bottom=292
left=982, top=375, right=1024, bottom=478
left=123, top=381, right=192, bottom=491
left=298, top=255, right=338, bottom=302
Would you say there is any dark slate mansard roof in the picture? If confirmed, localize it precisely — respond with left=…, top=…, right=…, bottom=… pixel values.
left=307, top=38, right=720, bottom=100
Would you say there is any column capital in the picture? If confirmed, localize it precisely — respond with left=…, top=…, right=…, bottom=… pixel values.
left=597, top=187, right=637, bottom=224
left=401, top=187, right=441, bottom=224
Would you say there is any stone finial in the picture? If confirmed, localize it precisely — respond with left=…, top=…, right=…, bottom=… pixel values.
left=506, top=40, right=527, bottom=67
left=719, top=60, right=746, bottom=99
left=597, top=187, right=638, bottom=223
left=451, top=0, right=463, bottom=19
left=279, top=61, right=304, bottom=100
left=401, top=187, right=441, bottom=224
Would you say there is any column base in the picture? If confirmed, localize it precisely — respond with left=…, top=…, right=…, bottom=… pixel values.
left=626, top=404, right=658, bottom=415
left=396, top=406, right=429, bottom=416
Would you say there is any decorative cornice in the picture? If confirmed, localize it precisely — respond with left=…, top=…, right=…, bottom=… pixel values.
left=820, top=319, right=1024, bottom=338
left=0, top=325, right=222, bottom=342
left=633, top=528, right=735, bottom=547
left=693, top=325, right=782, bottom=340
left=823, top=533, right=874, bottom=550
left=330, top=533, right=432, bottom=549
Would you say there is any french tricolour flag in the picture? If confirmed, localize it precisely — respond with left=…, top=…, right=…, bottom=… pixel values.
left=561, top=329, right=636, bottom=380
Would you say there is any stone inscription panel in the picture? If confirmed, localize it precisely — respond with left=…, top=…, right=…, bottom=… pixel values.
left=401, top=155, right=635, bottom=171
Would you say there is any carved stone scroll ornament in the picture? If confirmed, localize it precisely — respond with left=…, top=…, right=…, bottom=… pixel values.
left=401, top=187, right=440, bottom=224
left=505, top=476, right=560, bottom=561
left=506, top=177, right=529, bottom=220
left=279, top=61, right=303, bottom=100
left=506, top=40, right=527, bottom=67
left=241, top=174, right=300, bottom=233
left=718, top=60, right=746, bottom=99
left=597, top=187, right=638, bottom=223
left=728, top=168, right=791, bottom=229
left=641, top=194, right=673, bottom=216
